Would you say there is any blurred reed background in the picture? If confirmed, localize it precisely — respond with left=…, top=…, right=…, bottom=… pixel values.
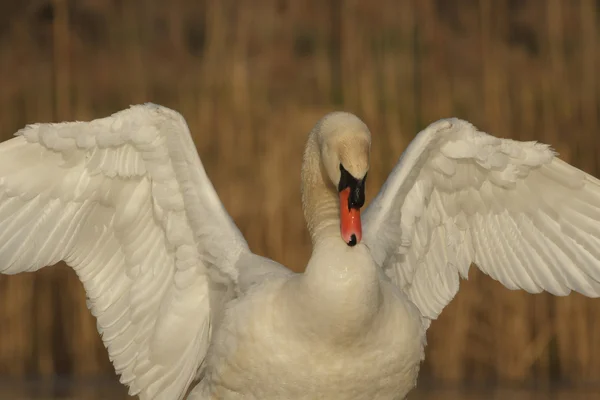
left=0, top=0, right=600, bottom=396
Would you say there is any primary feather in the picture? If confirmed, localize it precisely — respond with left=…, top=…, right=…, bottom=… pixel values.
left=363, top=118, right=600, bottom=322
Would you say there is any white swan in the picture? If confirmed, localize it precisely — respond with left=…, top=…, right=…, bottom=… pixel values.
left=1, top=104, right=600, bottom=400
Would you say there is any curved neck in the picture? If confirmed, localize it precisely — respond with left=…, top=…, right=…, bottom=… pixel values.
left=301, top=133, right=339, bottom=244
left=294, top=130, right=383, bottom=342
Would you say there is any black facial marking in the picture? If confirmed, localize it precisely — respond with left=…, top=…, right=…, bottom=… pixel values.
left=338, top=164, right=366, bottom=210
left=338, top=164, right=353, bottom=192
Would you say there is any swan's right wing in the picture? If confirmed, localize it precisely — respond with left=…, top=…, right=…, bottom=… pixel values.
left=0, top=104, right=249, bottom=400
left=363, top=118, right=600, bottom=323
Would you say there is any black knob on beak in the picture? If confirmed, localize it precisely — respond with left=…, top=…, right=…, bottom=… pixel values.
left=338, top=164, right=366, bottom=210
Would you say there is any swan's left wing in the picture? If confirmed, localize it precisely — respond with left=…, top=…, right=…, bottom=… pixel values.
left=0, top=104, right=250, bottom=399
left=363, top=118, right=600, bottom=322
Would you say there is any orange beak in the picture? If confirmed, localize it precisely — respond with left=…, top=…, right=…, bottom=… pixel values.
left=339, top=187, right=362, bottom=246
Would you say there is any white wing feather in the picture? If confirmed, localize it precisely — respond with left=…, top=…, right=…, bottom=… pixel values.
left=363, top=118, right=600, bottom=321
left=0, top=104, right=249, bottom=399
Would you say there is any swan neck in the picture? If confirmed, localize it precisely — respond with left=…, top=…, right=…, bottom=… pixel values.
left=301, top=134, right=339, bottom=244
left=283, top=240, right=383, bottom=343
left=294, top=131, right=382, bottom=342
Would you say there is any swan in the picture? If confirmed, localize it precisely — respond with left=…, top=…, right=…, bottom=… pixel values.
left=1, top=103, right=600, bottom=400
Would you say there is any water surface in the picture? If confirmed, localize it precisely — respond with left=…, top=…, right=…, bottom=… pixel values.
left=1, top=380, right=599, bottom=399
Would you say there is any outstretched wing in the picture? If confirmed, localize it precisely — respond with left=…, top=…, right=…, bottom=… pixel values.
left=363, top=118, right=600, bottom=322
left=0, top=104, right=249, bottom=399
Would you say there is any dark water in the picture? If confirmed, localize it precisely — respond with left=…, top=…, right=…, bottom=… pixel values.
left=0, top=378, right=133, bottom=400
left=1, top=380, right=599, bottom=399
left=411, top=387, right=600, bottom=400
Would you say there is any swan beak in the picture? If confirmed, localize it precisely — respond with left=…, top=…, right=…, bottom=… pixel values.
left=338, top=164, right=366, bottom=246
left=339, top=188, right=362, bottom=246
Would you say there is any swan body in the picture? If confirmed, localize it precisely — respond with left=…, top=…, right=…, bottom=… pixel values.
left=195, top=240, right=423, bottom=400
left=1, top=104, right=600, bottom=399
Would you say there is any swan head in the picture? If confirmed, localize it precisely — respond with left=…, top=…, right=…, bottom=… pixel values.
left=314, top=112, right=371, bottom=246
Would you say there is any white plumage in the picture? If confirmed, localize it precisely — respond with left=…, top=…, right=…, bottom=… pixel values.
left=1, top=105, right=600, bottom=399
left=363, top=118, right=600, bottom=322
left=0, top=104, right=249, bottom=399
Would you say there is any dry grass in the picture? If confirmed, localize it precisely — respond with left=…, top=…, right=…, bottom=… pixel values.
left=0, top=0, right=599, bottom=387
